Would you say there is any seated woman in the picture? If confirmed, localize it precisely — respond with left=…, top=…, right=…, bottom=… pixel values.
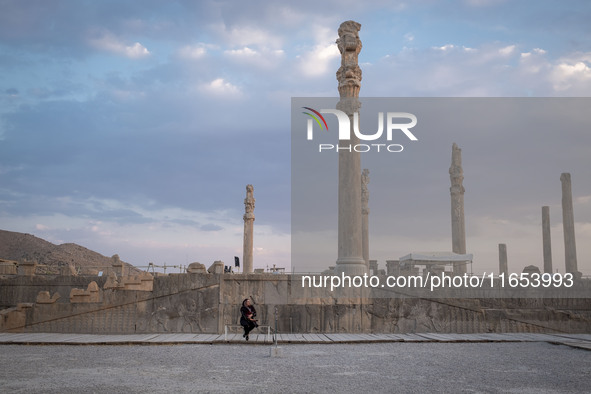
left=240, top=298, right=258, bottom=341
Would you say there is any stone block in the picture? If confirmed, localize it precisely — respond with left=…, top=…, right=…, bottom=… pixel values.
left=0, top=260, right=17, bottom=275
left=60, top=263, right=77, bottom=276
left=208, top=261, right=225, bottom=274
left=0, top=307, right=26, bottom=332
left=70, top=281, right=101, bottom=303
left=36, top=291, right=61, bottom=304
left=187, top=262, right=206, bottom=274
left=18, top=260, right=37, bottom=276
left=321, top=266, right=335, bottom=275
left=121, top=272, right=153, bottom=291
left=103, top=271, right=123, bottom=290
left=104, top=271, right=153, bottom=291
left=522, top=265, right=541, bottom=274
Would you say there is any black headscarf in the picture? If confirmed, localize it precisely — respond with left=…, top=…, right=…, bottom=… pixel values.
left=241, top=298, right=256, bottom=318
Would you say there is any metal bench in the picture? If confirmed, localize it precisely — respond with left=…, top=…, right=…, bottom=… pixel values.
left=224, top=324, right=271, bottom=342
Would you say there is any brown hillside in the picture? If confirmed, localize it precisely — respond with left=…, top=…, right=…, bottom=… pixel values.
left=0, top=229, right=139, bottom=274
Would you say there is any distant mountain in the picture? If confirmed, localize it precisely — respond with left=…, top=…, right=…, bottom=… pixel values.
left=0, top=229, right=139, bottom=275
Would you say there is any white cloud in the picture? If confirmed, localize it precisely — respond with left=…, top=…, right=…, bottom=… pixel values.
left=200, top=78, right=243, bottom=98
left=225, top=46, right=257, bottom=57
left=224, top=46, right=285, bottom=69
left=433, top=44, right=475, bottom=53
left=520, top=48, right=547, bottom=60
left=434, top=44, right=455, bottom=51
left=555, top=62, right=591, bottom=78
left=177, top=45, right=207, bottom=59
left=365, top=42, right=591, bottom=96
left=89, top=31, right=150, bottom=59
left=295, top=24, right=341, bottom=78
left=213, top=23, right=283, bottom=49
left=518, top=48, right=549, bottom=75
left=125, top=42, right=150, bottom=58
left=404, top=32, right=414, bottom=42
left=296, top=43, right=340, bottom=77
left=498, top=45, right=516, bottom=56
left=550, top=53, right=591, bottom=92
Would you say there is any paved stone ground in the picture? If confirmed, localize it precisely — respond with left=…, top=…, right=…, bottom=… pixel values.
left=1, top=332, right=590, bottom=346
left=0, top=342, right=589, bottom=393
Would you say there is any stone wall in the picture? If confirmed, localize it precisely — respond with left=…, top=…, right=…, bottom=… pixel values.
left=0, top=275, right=108, bottom=309
left=1, top=273, right=590, bottom=334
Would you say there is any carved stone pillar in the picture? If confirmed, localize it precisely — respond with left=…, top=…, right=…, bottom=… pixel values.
left=243, top=184, right=255, bottom=273
left=541, top=206, right=553, bottom=274
left=361, top=168, right=370, bottom=269
left=498, top=243, right=508, bottom=277
left=334, top=21, right=367, bottom=276
left=450, top=143, right=466, bottom=274
left=560, top=173, right=578, bottom=274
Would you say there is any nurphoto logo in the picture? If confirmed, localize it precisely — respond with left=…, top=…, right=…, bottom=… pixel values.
left=302, top=106, right=418, bottom=153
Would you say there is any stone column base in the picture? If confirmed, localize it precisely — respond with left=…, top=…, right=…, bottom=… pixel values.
left=335, top=257, right=367, bottom=276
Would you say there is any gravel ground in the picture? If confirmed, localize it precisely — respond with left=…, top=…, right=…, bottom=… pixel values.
left=0, top=342, right=589, bottom=393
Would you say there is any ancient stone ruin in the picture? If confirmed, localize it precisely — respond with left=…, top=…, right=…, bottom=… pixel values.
left=0, top=21, right=589, bottom=336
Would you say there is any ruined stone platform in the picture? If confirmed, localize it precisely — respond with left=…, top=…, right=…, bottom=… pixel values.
left=1, top=332, right=590, bottom=350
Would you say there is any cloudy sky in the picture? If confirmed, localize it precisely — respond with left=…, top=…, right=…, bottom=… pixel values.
left=1, top=0, right=590, bottom=274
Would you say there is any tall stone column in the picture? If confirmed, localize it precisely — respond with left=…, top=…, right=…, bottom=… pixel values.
left=361, top=168, right=370, bottom=269
left=335, top=21, right=367, bottom=275
left=243, top=184, right=255, bottom=273
left=542, top=206, right=553, bottom=274
left=560, top=173, right=578, bottom=274
left=498, top=243, right=508, bottom=276
left=449, top=143, right=467, bottom=274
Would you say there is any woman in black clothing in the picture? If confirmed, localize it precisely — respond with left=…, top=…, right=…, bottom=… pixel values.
left=240, top=298, right=258, bottom=341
